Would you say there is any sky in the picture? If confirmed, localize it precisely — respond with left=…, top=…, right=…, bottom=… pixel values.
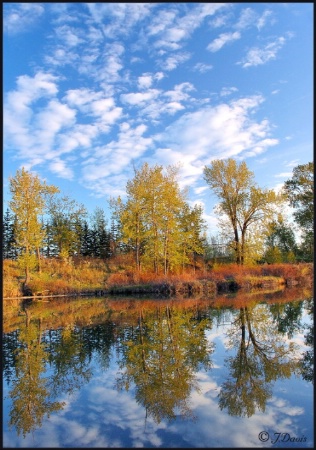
left=3, top=2, right=313, bottom=235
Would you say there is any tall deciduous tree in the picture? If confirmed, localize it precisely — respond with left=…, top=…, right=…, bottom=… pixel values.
left=9, top=168, right=59, bottom=284
left=283, top=162, right=313, bottom=261
left=113, top=163, right=200, bottom=274
left=203, top=159, right=280, bottom=265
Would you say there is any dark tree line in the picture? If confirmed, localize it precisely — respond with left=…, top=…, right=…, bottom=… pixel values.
left=2, top=206, right=117, bottom=261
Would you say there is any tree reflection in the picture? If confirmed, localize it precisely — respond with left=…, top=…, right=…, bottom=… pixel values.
left=116, top=305, right=213, bottom=423
left=45, top=325, right=92, bottom=397
left=8, top=310, right=65, bottom=437
left=218, top=304, right=301, bottom=418
left=301, top=298, right=314, bottom=383
left=269, top=300, right=304, bottom=338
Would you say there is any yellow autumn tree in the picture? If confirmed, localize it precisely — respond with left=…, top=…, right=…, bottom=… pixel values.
left=9, top=167, right=59, bottom=285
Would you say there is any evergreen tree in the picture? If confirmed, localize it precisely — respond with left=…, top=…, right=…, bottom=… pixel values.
left=47, top=195, right=87, bottom=261
left=3, top=208, right=17, bottom=259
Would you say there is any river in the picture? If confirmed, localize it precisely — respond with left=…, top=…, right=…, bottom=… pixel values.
left=2, top=287, right=313, bottom=448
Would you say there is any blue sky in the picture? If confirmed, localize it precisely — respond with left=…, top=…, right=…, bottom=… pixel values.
left=3, top=3, right=313, bottom=235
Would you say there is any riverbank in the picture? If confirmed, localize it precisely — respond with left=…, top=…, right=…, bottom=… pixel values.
left=3, top=258, right=313, bottom=299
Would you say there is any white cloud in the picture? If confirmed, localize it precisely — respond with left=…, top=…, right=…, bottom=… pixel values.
left=55, top=24, right=84, bottom=47
left=193, top=63, right=213, bottom=73
left=4, top=3, right=45, bottom=34
left=235, top=7, right=257, bottom=30
left=120, top=82, right=194, bottom=122
left=208, top=13, right=231, bottom=29
left=120, top=89, right=160, bottom=106
left=238, top=36, right=287, bottom=68
left=86, top=3, right=154, bottom=38
left=81, top=124, right=153, bottom=196
left=138, top=74, right=153, bottom=89
left=163, top=52, right=191, bottom=71
left=147, top=9, right=177, bottom=37
left=257, top=10, right=274, bottom=30
left=207, top=31, right=241, bottom=52
left=220, top=86, right=239, bottom=97
left=149, top=3, right=229, bottom=54
left=154, top=95, right=278, bottom=192
left=49, top=158, right=74, bottom=179
left=4, top=72, right=60, bottom=158
left=163, top=82, right=195, bottom=102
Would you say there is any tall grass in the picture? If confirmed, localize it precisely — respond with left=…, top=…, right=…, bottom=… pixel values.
left=2, top=257, right=313, bottom=298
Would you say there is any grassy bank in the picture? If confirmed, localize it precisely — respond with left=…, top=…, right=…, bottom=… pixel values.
left=3, top=256, right=313, bottom=299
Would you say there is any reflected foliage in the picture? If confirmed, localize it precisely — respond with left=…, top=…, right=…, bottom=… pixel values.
left=116, top=305, right=214, bottom=423
left=3, top=295, right=312, bottom=439
left=8, top=313, right=65, bottom=437
left=301, top=298, right=314, bottom=383
left=5, top=310, right=116, bottom=438
left=269, top=300, right=304, bottom=338
left=218, top=304, right=301, bottom=418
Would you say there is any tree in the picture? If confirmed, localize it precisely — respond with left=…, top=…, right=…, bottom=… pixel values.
left=90, top=207, right=110, bottom=259
left=9, top=312, right=64, bottom=437
left=178, top=203, right=206, bottom=272
left=9, top=168, right=59, bottom=284
left=218, top=304, right=300, bottom=417
left=113, top=163, right=191, bottom=274
left=47, top=194, right=87, bottom=261
left=264, top=214, right=298, bottom=263
left=283, top=162, right=314, bottom=261
left=203, top=159, right=280, bottom=265
left=116, top=305, right=213, bottom=423
left=3, top=208, right=17, bottom=259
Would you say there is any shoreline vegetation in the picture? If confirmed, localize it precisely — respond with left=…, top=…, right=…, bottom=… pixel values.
left=3, top=257, right=313, bottom=300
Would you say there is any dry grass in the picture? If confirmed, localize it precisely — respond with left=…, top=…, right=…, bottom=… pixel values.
left=2, top=258, right=313, bottom=298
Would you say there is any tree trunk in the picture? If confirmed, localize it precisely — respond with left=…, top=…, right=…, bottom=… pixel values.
left=25, top=266, right=30, bottom=285
left=36, top=247, right=41, bottom=273
left=234, top=227, right=241, bottom=264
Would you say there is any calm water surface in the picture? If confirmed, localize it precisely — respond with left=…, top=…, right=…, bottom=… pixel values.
left=3, top=289, right=313, bottom=448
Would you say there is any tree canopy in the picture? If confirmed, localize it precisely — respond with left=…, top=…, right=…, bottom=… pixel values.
left=9, top=168, right=59, bottom=283
left=203, top=159, right=280, bottom=264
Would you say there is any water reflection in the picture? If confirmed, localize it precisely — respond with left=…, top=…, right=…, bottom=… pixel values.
left=301, top=298, right=314, bottom=384
left=2, top=290, right=313, bottom=444
left=115, top=304, right=214, bottom=423
left=8, top=309, right=65, bottom=438
left=218, top=304, right=301, bottom=418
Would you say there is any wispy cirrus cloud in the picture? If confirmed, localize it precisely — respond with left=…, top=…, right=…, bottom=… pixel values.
left=85, top=2, right=154, bottom=37
left=192, top=62, right=213, bottom=73
left=234, top=7, right=258, bottom=30
left=238, top=36, right=287, bottom=68
left=257, top=10, right=274, bottom=30
left=220, top=86, right=239, bottom=97
left=162, top=52, right=191, bottom=70
left=148, top=3, right=228, bottom=51
left=207, top=31, right=241, bottom=52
